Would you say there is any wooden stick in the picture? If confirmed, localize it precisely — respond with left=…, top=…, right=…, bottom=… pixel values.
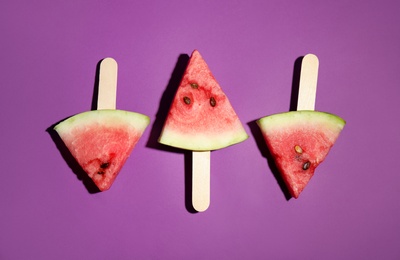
left=297, top=54, right=319, bottom=111
left=192, top=151, right=211, bottom=212
left=98, top=57, right=118, bottom=110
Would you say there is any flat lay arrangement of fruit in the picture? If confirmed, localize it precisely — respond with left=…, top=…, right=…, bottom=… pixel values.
left=53, top=51, right=345, bottom=211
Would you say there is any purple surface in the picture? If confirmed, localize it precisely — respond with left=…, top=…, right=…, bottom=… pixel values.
left=1, top=1, right=399, bottom=259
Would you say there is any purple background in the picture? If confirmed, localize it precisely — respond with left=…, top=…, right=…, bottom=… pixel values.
left=1, top=1, right=399, bottom=259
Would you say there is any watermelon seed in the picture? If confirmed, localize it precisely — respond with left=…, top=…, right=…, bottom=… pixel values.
left=97, top=171, right=105, bottom=175
left=183, top=96, right=191, bottom=104
left=294, top=145, right=303, bottom=154
left=100, top=162, right=110, bottom=169
left=190, top=83, right=199, bottom=89
left=302, top=161, right=311, bottom=170
left=210, top=97, right=216, bottom=107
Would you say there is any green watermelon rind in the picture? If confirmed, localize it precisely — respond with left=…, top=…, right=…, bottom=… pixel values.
left=159, top=126, right=249, bottom=151
left=257, top=110, right=345, bottom=134
left=54, top=109, right=150, bottom=134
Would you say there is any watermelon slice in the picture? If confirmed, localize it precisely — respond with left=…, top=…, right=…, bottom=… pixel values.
left=257, top=110, right=345, bottom=198
left=158, top=50, right=248, bottom=151
left=54, top=109, right=150, bottom=191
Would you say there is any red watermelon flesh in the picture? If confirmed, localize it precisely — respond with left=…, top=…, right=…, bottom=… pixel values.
left=257, top=111, right=345, bottom=198
left=54, top=110, right=150, bottom=191
left=158, top=50, right=248, bottom=151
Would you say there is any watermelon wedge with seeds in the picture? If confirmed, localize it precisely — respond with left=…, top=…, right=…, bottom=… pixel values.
left=257, top=110, right=345, bottom=198
left=158, top=50, right=248, bottom=151
left=54, top=109, right=150, bottom=191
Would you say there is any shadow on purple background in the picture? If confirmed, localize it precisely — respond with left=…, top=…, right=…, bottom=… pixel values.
left=46, top=59, right=107, bottom=194
left=289, top=56, right=303, bottom=112
left=247, top=56, right=304, bottom=201
left=145, top=53, right=199, bottom=213
left=47, top=122, right=101, bottom=194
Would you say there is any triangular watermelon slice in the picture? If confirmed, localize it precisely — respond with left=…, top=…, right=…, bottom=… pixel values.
left=54, top=109, right=150, bottom=191
left=257, top=111, right=345, bottom=198
left=158, top=50, right=248, bottom=151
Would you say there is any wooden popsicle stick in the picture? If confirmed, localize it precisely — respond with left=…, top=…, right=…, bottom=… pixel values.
left=297, top=54, right=319, bottom=111
left=98, top=57, right=118, bottom=110
left=192, top=151, right=211, bottom=212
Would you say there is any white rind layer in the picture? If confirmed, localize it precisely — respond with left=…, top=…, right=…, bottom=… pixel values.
left=257, top=110, right=345, bottom=134
left=54, top=109, right=150, bottom=136
left=159, top=127, right=248, bottom=151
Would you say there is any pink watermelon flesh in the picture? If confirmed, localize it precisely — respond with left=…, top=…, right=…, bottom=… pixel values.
left=158, top=50, right=248, bottom=151
left=54, top=110, right=150, bottom=191
left=257, top=111, right=345, bottom=198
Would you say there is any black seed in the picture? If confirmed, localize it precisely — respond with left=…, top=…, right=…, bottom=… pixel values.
left=190, top=83, right=199, bottom=89
left=97, top=171, right=105, bottom=175
left=302, top=161, right=311, bottom=170
left=210, top=97, right=216, bottom=107
left=100, top=162, right=110, bottom=169
left=183, top=96, right=191, bottom=104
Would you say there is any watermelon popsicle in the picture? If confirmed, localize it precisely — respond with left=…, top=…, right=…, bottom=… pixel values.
left=53, top=58, right=150, bottom=191
left=158, top=50, right=248, bottom=212
left=257, top=54, right=345, bottom=198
